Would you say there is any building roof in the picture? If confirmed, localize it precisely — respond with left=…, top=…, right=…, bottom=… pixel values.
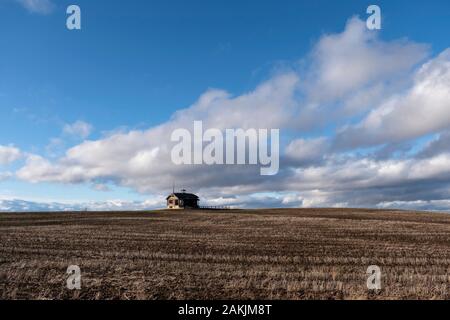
left=166, top=193, right=199, bottom=200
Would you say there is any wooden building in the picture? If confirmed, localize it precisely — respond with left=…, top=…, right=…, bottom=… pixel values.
left=166, top=191, right=199, bottom=209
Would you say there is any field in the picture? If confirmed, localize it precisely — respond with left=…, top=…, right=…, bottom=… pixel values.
left=0, top=208, right=449, bottom=300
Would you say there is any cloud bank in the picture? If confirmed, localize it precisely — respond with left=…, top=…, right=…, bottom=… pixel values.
left=6, top=17, right=450, bottom=211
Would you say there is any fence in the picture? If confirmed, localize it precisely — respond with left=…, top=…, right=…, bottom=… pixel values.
left=199, top=206, right=231, bottom=210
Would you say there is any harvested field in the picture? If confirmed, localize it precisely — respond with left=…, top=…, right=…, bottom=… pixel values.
left=0, top=208, right=449, bottom=300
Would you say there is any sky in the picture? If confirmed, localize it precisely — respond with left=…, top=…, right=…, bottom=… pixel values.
left=1, top=0, right=450, bottom=211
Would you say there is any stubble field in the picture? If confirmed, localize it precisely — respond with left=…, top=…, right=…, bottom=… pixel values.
left=0, top=208, right=449, bottom=300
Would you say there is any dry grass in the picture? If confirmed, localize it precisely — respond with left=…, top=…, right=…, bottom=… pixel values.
left=0, top=208, right=449, bottom=300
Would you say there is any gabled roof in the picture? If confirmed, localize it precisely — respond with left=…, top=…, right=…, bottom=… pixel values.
left=166, top=193, right=199, bottom=200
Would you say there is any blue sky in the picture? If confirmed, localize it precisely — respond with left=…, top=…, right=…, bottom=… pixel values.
left=1, top=0, right=450, bottom=211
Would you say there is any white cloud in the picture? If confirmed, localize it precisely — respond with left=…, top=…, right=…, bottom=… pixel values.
left=16, top=73, right=299, bottom=194
left=296, top=17, right=429, bottom=131
left=0, top=198, right=162, bottom=212
left=16, top=0, right=54, bottom=15
left=305, top=17, right=428, bottom=103
left=335, top=49, right=450, bottom=149
left=377, top=200, right=450, bottom=212
left=10, top=17, right=450, bottom=211
left=63, top=121, right=93, bottom=139
left=285, top=137, right=329, bottom=165
left=0, top=145, right=21, bottom=165
left=288, top=153, right=450, bottom=192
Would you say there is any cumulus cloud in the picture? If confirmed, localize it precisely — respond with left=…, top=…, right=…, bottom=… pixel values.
left=417, top=131, right=450, bottom=158
left=17, top=73, right=298, bottom=193
left=295, top=17, right=429, bottom=131
left=0, top=145, right=21, bottom=165
left=334, top=49, right=450, bottom=149
left=63, top=121, right=93, bottom=139
left=288, top=154, right=450, bottom=192
left=10, top=17, right=450, bottom=211
left=284, top=137, right=329, bottom=166
left=16, top=0, right=54, bottom=15
left=305, top=17, right=428, bottom=103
